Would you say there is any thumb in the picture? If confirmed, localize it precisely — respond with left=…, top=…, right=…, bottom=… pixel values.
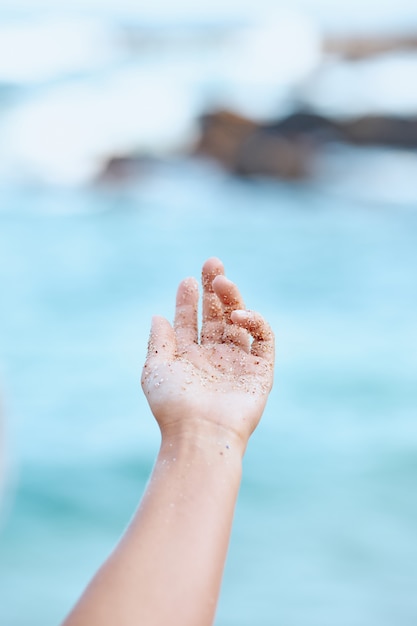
left=146, top=315, right=176, bottom=362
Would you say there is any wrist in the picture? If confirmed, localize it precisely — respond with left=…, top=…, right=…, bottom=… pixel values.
left=159, top=419, right=246, bottom=465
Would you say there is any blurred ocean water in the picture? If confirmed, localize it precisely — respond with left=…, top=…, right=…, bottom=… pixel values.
left=1, top=2, right=417, bottom=625
left=0, top=161, right=417, bottom=625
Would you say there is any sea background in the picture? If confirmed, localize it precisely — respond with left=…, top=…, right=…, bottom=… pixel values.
left=0, top=1, right=417, bottom=625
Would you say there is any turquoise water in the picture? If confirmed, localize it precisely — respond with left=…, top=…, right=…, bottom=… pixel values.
left=1, top=161, right=416, bottom=625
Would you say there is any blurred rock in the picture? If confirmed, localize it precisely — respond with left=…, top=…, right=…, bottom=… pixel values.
left=193, top=108, right=417, bottom=180
left=193, top=109, right=322, bottom=179
left=343, top=115, right=417, bottom=148
left=94, top=154, right=158, bottom=185
left=193, top=110, right=258, bottom=172
left=323, top=34, right=417, bottom=61
left=234, top=130, right=313, bottom=180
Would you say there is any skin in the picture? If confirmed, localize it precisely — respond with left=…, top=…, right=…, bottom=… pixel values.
left=62, top=257, right=274, bottom=626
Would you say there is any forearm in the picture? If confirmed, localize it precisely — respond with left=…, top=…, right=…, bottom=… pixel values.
left=63, top=256, right=274, bottom=626
left=63, top=424, right=243, bottom=626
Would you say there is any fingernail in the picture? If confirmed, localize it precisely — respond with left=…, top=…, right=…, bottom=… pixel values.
left=231, top=309, right=247, bottom=321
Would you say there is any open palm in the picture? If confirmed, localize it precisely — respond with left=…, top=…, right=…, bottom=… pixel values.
left=141, top=258, right=275, bottom=447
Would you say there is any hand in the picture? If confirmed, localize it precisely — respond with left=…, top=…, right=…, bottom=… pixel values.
left=141, top=257, right=274, bottom=451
